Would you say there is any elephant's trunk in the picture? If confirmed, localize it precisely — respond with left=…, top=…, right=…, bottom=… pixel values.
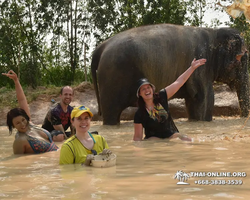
left=235, top=53, right=250, bottom=117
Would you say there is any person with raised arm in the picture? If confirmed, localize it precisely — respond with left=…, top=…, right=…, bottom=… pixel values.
left=133, top=58, right=207, bottom=141
left=2, top=70, right=58, bottom=154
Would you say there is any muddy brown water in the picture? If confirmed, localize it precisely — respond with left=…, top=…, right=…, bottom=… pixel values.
left=0, top=118, right=250, bottom=199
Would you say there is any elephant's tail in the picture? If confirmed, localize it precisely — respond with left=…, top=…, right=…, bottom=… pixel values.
left=91, top=43, right=106, bottom=116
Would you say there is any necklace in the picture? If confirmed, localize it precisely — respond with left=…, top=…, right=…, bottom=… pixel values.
left=146, top=105, right=155, bottom=111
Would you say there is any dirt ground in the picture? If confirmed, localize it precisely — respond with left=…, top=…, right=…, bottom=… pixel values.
left=0, top=82, right=242, bottom=126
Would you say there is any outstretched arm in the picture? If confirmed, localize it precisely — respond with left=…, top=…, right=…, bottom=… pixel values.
left=165, top=58, right=207, bottom=99
left=2, top=70, right=31, bottom=118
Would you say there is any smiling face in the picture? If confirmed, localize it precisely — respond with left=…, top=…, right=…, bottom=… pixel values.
left=60, top=86, right=73, bottom=106
left=72, top=112, right=91, bottom=134
left=12, top=116, right=29, bottom=133
left=138, top=84, right=154, bottom=100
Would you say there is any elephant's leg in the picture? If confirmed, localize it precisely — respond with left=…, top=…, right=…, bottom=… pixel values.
left=185, top=83, right=214, bottom=121
left=100, top=85, right=131, bottom=125
left=101, top=103, right=123, bottom=125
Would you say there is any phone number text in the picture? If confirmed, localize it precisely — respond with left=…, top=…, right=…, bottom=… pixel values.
left=194, top=179, right=243, bottom=185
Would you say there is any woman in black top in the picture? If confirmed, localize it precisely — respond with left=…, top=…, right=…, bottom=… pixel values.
left=133, top=58, right=206, bottom=141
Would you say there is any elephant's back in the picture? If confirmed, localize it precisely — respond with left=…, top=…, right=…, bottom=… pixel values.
left=98, top=24, right=214, bottom=66
left=97, top=24, right=213, bottom=83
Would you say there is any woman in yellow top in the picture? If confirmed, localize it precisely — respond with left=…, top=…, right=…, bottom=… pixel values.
left=59, top=105, right=111, bottom=165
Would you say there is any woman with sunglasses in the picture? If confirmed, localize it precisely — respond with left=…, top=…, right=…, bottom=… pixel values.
left=2, top=70, right=58, bottom=154
left=59, top=105, right=111, bottom=165
left=134, top=58, right=207, bottom=141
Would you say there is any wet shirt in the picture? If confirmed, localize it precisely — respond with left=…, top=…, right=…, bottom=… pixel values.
left=134, top=89, right=178, bottom=139
left=59, top=133, right=109, bottom=165
left=42, top=103, right=73, bottom=132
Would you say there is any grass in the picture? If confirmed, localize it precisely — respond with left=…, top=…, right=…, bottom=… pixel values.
left=0, top=85, right=61, bottom=109
left=0, top=81, right=85, bottom=109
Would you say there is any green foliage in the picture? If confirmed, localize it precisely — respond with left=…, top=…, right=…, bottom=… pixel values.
left=39, top=65, right=92, bottom=86
left=0, top=87, right=18, bottom=109
left=141, top=0, right=187, bottom=25
left=0, top=0, right=238, bottom=89
left=223, top=8, right=250, bottom=71
left=74, top=67, right=93, bottom=84
left=185, top=0, right=206, bottom=26
left=87, top=0, right=190, bottom=43
left=0, top=84, right=61, bottom=109
left=226, top=15, right=250, bottom=46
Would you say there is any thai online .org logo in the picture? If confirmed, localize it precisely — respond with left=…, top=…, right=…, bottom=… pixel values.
left=174, top=170, right=247, bottom=185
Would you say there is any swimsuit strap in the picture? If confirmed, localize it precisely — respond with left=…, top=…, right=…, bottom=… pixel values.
left=26, top=134, right=58, bottom=153
left=30, top=124, right=53, bottom=142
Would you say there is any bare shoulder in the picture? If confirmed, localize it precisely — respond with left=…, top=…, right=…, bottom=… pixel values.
left=13, top=135, right=29, bottom=154
left=14, top=134, right=28, bottom=142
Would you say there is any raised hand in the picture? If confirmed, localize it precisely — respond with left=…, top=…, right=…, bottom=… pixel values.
left=2, top=70, right=18, bottom=82
left=2, top=70, right=30, bottom=118
left=190, top=58, right=207, bottom=70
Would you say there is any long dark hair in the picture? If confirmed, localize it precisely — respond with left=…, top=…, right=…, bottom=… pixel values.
left=6, top=108, right=30, bottom=135
left=137, top=92, right=161, bottom=111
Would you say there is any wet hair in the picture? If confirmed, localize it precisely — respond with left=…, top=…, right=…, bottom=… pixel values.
left=60, top=86, right=73, bottom=95
left=6, top=108, right=30, bottom=135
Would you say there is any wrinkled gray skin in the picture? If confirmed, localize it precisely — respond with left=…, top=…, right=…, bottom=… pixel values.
left=91, top=24, right=249, bottom=125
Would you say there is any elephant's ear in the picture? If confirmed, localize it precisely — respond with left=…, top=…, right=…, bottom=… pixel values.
left=228, top=34, right=246, bottom=58
left=216, top=29, right=243, bottom=56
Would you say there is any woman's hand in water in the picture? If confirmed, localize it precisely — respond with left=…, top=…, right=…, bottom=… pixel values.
left=2, top=70, right=18, bottom=82
left=99, top=149, right=112, bottom=155
left=84, top=154, right=95, bottom=166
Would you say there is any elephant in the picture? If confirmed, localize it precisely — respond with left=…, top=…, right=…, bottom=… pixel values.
left=91, top=24, right=249, bottom=125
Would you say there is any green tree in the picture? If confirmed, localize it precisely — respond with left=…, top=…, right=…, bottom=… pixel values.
left=87, top=0, right=190, bottom=43
left=225, top=14, right=250, bottom=71
left=39, top=0, right=92, bottom=84
left=186, top=0, right=206, bottom=27
left=0, top=0, right=48, bottom=88
left=0, top=0, right=228, bottom=89
left=142, top=0, right=187, bottom=25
